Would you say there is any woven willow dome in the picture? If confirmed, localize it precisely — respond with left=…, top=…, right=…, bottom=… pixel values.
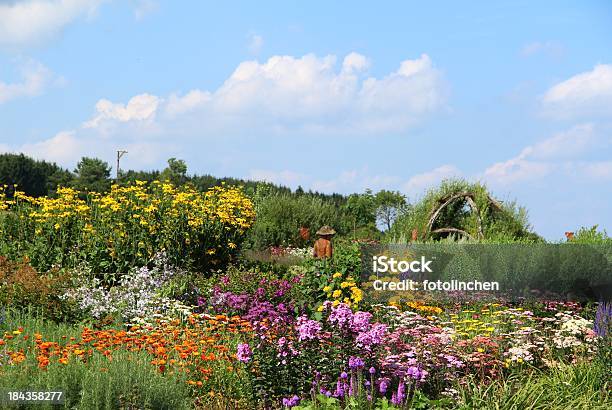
left=391, top=179, right=539, bottom=242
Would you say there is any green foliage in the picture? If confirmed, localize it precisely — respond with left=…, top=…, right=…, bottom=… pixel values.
left=345, top=190, right=377, bottom=227
left=0, top=153, right=72, bottom=197
left=246, top=189, right=353, bottom=249
left=297, top=241, right=363, bottom=313
left=389, top=179, right=539, bottom=242
left=72, top=157, right=112, bottom=193
left=374, top=190, right=408, bottom=232
left=0, top=258, right=81, bottom=323
left=572, top=225, right=612, bottom=244
left=0, top=182, right=254, bottom=274
left=0, top=312, right=192, bottom=410
left=160, top=158, right=188, bottom=186
left=460, top=359, right=611, bottom=409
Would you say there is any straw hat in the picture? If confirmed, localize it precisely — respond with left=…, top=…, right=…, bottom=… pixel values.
left=316, top=225, right=336, bottom=235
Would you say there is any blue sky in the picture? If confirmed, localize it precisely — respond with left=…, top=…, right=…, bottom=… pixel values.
left=1, top=1, right=611, bottom=239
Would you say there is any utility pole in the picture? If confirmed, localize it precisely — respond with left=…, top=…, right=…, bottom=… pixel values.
left=116, top=150, right=128, bottom=181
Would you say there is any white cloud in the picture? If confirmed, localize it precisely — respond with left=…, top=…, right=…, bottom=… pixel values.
left=84, top=93, right=161, bottom=128
left=0, top=59, right=54, bottom=104
left=483, top=157, right=552, bottom=185
left=165, top=89, right=210, bottom=117
left=133, top=0, right=157, bottom=20
left=7, top=130, right=175, bottom=169
left=3, top=53, right=447, bottom=181
left=519, top=123, right=594, bottom=160
left=173, top=52, right=443, bottom=136
left=402, top=164, right=461, bottom=196
left=80, top=52, right=445, bottom=136
left=482, top=124, right=599, bottom=185
left=246, top=167, right=401, bottom=194
left=311, top=170, right=400, bottom=194
left=581, top=161, right=612, bottom=179
left=248, top=169, right=307, bottom=187
left=0, top=0, right=104, bottom=48
left=247, top=33, right=263, bottom=55
left=19, top=130, right=84, bottom=164
left=521, top=41, right=565, bottom=58
left=542, top=64, right=612, bottom=118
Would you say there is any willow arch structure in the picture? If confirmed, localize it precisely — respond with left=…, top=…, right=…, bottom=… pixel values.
left=422, top=191, right=504, bottom=241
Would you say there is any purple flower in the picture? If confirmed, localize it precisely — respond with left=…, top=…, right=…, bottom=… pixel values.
left=334, top=381, right=346, bottom=398
left=406, top=366, right=428, bottom=382
left=594, top=302, right=611, bottom=338
left=349, top=356, right=365, bottom=370
left=296, top=316, right=322, bottom=341
left=319, top=387, right=332, bottom=397
left=236, top=343, right=252, bottom=363
left=350, top=311, right=372, bottom=332
left=379, top=378, right=390, bottom=394
left=396, top=380, right=406, bottom=403
left=282, top=395, right=300, bottom=408
left=356, top=323, right=387, bottom=350
left=328, top=303, right=354, bottom=329
left=369, top=366, right=376, bottom=374
left=340, top=371, right=348, bottom=379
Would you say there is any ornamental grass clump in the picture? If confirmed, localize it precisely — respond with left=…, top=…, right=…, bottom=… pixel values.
left=0, top=181, right=255, bottom=272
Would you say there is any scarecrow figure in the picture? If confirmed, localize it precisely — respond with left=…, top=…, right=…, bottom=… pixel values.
left=313, top=225, right=335, bottom=259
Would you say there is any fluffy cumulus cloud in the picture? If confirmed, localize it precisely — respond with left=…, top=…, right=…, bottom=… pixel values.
left=0, top=59, right=54, bottom=104
left=2, top=52, right=445, bottom=173
left=84, top=93, right=161, bottom=128
left=542, top=64, right=612, bottom=119
left=481, top=124, right=610, bottom=185
left=97, top=52, right=446, bottom=136
left=402, top=164, right=462, bottom=197
left=11, top=129, right=176, bottom=169
left=18, top=131, right=84, bottom=164
left=0, top=0, right=104, bottom=48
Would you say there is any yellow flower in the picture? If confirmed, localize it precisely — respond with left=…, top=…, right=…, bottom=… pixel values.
left=332, top=290, right=342, bottom=298
left=323, top=286, right=331, bottom=293
left=332, top=272, right=342, bottom=279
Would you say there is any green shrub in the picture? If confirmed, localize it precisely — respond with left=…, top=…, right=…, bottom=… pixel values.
left=389, top=179, right=540, bottom=243
left=0, top=257, right=81, bottom=323
left=246, top=192, right=353, bottom=249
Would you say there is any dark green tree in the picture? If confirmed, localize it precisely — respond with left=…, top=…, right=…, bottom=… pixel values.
left=0, top=153, right=73, bottom=197
left=345, top=189, right=377, bottom=227
left=160, top=158, right=188, bottom=186
left=72, top=157, right=112, bottom=192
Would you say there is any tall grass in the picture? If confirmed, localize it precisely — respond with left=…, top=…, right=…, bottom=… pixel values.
left=460, top=359, right=611, bottom=410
